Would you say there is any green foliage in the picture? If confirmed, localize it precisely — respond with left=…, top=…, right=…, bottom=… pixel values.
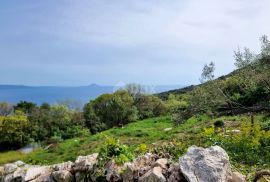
left=98, top=136, right=134, bottom=165
left=214, top=120, right=224, bottom=127
left=0, top=111, right=30, bottom=149
left=15, top=101, right=37, bottom=115
left=166, top=94, right=188, bottom=113
left=135, top=94, right=166, bottom=119
left=150, top=139, right=188, bottom=160
left=84, top=90, right=138, bottom=133
left=201, top=118, right=270, bottom=166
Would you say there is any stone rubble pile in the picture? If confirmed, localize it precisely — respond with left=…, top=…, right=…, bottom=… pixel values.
left=0, top=146, right=248, bottom=182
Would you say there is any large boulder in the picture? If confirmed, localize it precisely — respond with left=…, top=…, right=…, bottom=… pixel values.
left=179, top=146, right=232, bottom=182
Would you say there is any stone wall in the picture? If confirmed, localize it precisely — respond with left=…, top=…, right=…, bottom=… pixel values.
left=0, top=146, right=247, bottom=182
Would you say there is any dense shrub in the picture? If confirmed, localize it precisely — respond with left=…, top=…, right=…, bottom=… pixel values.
left=84, top=90, right=138, bottom=133
left=0, top=111, right=30, bottom=150
left=135, top=94, right=166, bottom=119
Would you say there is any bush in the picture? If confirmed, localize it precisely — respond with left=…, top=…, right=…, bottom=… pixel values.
left=201, top=119, right=270, bottom=165
left=214, top=120, right=224, bottom=127
left=98, top=136, right=134, bottom=165
left=135, top=95, right=167, bottom=119
left=0, top=111, right=30, bottom=150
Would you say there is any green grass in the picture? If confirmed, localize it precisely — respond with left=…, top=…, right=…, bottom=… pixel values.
left=0, top=151, right=27, bottom=165
left=21, top=116, right=174, bottom=165
left=0, top=115, right=244, bottom=165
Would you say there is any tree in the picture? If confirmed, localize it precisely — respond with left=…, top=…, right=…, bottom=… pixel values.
left=234, top=47, right=254, bottom=69
left=260, top=35, right=270, bottom=58
left=135, top=94, right=166, bottom=119
left=84, top=90, right=138, bottom=130
left=57, top=99, right=82, bottom=111
left=0, top=111, right=30, bottom=150
left=15, top=101, right=37, bottom=115
left=0, top=102, right=13, bottom=116
left=125, top=83, right=145, bottom=99
left=200, top=61, right=215, bottom=83
left=83, top=102, right=104, bottom=134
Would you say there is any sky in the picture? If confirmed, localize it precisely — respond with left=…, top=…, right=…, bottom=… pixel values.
left=0, top=0, right=269, bottom=86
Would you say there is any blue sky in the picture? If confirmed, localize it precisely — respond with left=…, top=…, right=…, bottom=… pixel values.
left=0, top=0, right=269, bottom=86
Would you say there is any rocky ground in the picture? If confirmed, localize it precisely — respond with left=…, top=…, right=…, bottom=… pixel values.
left=0, top=146, right=268, bottom=182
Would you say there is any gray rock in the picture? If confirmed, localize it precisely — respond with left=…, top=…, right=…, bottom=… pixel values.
left=4, top=164, right=17, bottom=175
left=179, top=146, right=233, bottom=182
left=74, top=153, right=98, bottom=172
left=122, top=153, right=156, bottom=181
left=30, top=173, right=53, bottom=182
left=168, top=163, right=186, bottom=182
left=53, top=161, right=73, bottom=171
left=105, top=160, right=122, bottom=182
left=24, top=166, right=51, bottom=181
left=52, top=170, right=74, bottom=182
left=152, top=158, right=168, bottom=169
left=75, top=172, right=84, bottom=182
left=229, top=172, right=246, bottom=182
left=139, top=167, right=166, bottom=182
left=3, top=174, right=14, bottom=182
left=122, top=163, right=134, bottom=182
left=14, top=161, right=25, bottom=167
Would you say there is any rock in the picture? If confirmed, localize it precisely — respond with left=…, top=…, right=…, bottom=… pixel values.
left=139, top=166, right=166, bottom=182
left=3, top=174, right=14, bottom=182
left=229, top=172, right=246, bottom=182
left=14, top=161, right=25, bottom=167
left=227, top=130, right=241, bottom=134
left=105, top=160, right=122, bottom=182
left=179, top=146, right=232, bottom=182
left=52, top=170, right=74, bottom=182
left=168, top=163, right=187, bottom=182
left=257, top=175, right=270, bottom=182
left=53, top=161, right=73, bottom=171
left=164, top=128, right=172, bottom=131
left=122, top=163, right=134, bottom=182
left=152, top=158, right=168, bottom=169
left=24, top=166, right=51, bottom=181
left=30, top=173, right=53, bottom=182
left=74, top=153, right=98, bottom=172
left=4, top=163, right=17, bottom=175
left=75, top=172, right=84, bottom=182
left=12, top=167, right=27, bottom=181
left=0, top=166, right=4, bottom=176
left=122, top=153, right=157, bottom=181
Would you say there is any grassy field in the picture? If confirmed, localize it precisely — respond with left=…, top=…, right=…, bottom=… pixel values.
left=0, top=114, right=269, bottom=179
left=0, top=115, right=241, bottom=164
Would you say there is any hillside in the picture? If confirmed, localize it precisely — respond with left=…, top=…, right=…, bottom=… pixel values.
left=1, top=114, right=270, bottom=179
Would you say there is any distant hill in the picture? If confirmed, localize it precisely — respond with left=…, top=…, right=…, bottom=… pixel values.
left=0, top=84, right=184, bottom=105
